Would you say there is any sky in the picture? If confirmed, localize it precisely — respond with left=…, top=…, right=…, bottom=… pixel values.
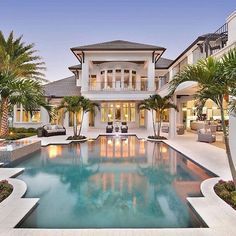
left=0, top=0, right=235, bottom=82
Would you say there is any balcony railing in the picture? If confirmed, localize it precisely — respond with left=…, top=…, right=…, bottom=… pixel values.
left=88, top=82, right=148, bottom=91
left=204, top=23, right=228, bottom=56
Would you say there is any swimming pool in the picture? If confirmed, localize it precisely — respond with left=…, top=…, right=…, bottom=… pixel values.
left=14, top=136, right=212, bottom=228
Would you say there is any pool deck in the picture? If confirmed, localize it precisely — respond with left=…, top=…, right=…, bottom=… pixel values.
left=0, top=129, right=236, bottom=236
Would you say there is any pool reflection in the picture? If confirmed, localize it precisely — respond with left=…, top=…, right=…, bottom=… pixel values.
left=15, top=136, right=213, bottom=229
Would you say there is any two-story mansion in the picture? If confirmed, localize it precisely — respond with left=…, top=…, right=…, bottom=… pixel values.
left=13, top=40, right=173, bottom=132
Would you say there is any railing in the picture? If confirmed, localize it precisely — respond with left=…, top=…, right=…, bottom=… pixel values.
left=204, top=23, right=228, bottom=56
left=88, top=82, right=149, bottom=91
left=157, top=73, right=170, bottom=90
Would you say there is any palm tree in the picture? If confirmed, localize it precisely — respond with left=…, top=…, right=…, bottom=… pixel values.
left=0, top=31, right=45, bottom=136
left=169, top=49, right=236, bottom=186
left=139, top=94, right=178, bottom=137
left=58, top=96, right=99, bottom=137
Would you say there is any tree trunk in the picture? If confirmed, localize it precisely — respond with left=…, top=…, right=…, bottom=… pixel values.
left=157, top=113, right=162, bottom=137
left=220, top=106, right=236, bottom=186
left=151, top=110, right=157, bottom=136
left=78, top=111, right=84, bottom=137
left=0, top=97, right=9, bottom=137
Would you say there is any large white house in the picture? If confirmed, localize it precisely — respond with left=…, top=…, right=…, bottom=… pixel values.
left=13, top=40, right=173, bottom=131
left=13, top=11, right=236, bottom=147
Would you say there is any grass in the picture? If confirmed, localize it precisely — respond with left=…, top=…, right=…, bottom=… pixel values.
left=0, top=180, right=13, bottom=202
left=214, top=180, right=236, bottom=210
left=0, top=127, right=37, bottom=140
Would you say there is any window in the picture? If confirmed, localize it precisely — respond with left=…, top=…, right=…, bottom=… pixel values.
left=89, top=75, right=97, bottom=90
left=107, top=70, right=113, bottom=89
left=69, top=111, right=82, bottom=127
left=124, top=70, right=129, bottom=88
left=115, top=69, right=121, bottom=89
left=132, top=71, right=136, bottom=89
left=101, top=102, right=136, bottom=122
left=101, top=71, right=105, bottom=89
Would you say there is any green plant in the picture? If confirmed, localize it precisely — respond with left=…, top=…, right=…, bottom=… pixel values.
left=0, top=180, right=13, bottom=202
left=170, top=49, right=236, bottom=187
left=139, top=94, right=178, bottom=137
left=0, top=31, right=46, bottom=136
left=58, top=96, right=99, bottom=137
left=214, top=180, right=236, bottom=210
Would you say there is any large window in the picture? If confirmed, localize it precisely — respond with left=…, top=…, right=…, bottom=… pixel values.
left=132, top=71, right=136, bottom=89
left=124, top=70, right=129, bottom=89
left=101, top=102, right=135, bottom=122
left=69, top=111, right=82, bottom=127
left=15, top=104, right=41, bottom=123
left=107, top=70, right=113, bottom=89
left=89, top=75, right=97, bottom=90
left=115, top=69, right=121, bottom=89
left=101, top=71, right=105, bottom=89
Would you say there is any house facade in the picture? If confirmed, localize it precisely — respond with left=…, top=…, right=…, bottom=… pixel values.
left=13, top=40, right=172, bottom=132
left=13, top=11, right=236, bottom=147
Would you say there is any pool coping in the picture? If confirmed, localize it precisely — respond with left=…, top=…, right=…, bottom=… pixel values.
left=0, top=135, right=236, bottom=235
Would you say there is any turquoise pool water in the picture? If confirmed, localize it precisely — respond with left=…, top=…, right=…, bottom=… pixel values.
left=15, top=136, right=212, bottom=228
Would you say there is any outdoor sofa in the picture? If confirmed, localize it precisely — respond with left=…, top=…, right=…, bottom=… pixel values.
left=41, top=124, right=66, bottom=137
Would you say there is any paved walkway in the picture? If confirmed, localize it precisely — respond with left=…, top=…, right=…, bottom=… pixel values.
left=0, top=129, right=236, bottom=236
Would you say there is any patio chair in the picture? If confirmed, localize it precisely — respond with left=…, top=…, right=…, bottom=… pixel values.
left=106, top=122, right=113, bottom=133
left=161, top=125, right=169, bottom=133
left=197, top=128, right=216, bottom=143
left=177, top=126, right=185, bottom=135
left=121, top=122, right=128, bottom=133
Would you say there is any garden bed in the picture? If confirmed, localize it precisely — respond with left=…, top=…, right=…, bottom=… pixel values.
left=0, top=180, right=13, bottom=203
left=147, top=136, right=167, bottom=140
left=214, top=180, right=236, bottom=210
left=67, top=135, right=87, bottom=141
left=0, top=128, right=37, bottom=140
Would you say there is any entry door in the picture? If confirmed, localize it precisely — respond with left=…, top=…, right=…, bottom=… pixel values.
left=89, top=111, right=95, bottom=127
left=139, top=110, right=145, bottom=127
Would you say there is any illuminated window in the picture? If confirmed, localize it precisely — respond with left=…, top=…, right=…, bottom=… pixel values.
left=89, top=75, right=97, bottom=90
left=101, top=102, right=136, bottom=122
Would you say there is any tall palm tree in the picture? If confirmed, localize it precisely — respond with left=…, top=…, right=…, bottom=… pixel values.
left=0, top=31, right=45, bottom=136
left=58, top=96, right=99, bottom=137
left=139, top=94, right=178, bottom=137
left=169, top=49, right=236, bottom=186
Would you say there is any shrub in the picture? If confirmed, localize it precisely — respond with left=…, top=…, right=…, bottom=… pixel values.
left=67, top=135, right=87, bottom=140
left=214, top=180, right=236, bottom=210
left=0, top=180, right=13, bottom=202
left=148, top=136, right=167, bottom=140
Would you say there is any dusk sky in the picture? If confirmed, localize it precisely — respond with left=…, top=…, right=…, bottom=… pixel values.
left=1, top=0, right=235, bottom=82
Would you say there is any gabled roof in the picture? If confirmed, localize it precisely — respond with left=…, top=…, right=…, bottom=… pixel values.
left=71, top=40, right=165, bottom=51
left=155, top=57, right=173, bottom=69
left=43, top=76, right=81, bottom=98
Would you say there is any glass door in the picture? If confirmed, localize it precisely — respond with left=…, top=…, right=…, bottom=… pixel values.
left=139, top=109, right=145, bottom=127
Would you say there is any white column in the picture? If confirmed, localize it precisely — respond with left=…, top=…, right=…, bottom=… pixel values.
left=40, top=107, right=50, bottom=124
left=64, top=112, right=69, bottom=128
left=112, top=70, right=115, bottom=89
left=104, top=70, right=107, bottom=89
left=129, top=70, right=132, bottom=89
left=147, top=110, right=154, bottom=134
left=121, top=69, right=124, bottom=89
left=81, top=60, right=89, bottom=92
left=147, top=59, right=155, bottom=91
left=169, top=95, right=177, bottom=138
left=81, top=112, right=89, bottom=134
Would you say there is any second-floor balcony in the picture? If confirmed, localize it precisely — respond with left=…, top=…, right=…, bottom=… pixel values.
left=88, top=81, right=149, bottom=92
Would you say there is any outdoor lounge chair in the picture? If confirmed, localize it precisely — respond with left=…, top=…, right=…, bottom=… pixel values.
left=197, top=128, right=216, bottom=143
left=121, top=122, right=128, bottom=133
left=106, top=122, right=113, bottom=133
left=42, top=124, right=66, bottom=137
